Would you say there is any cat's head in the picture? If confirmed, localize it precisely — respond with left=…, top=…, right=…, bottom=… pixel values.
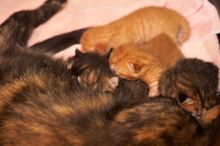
left=109, top=44, right=156, bottom=80
left=67, top=49, right=119, bottom=92
left=159, top=58, right=219, bottom=119
left=80, top=27, right=110, bottom=55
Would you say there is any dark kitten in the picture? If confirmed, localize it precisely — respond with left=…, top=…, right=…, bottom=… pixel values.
left=67, top=49, right=121, bottom=92
left=159, top=58, right=219, bottom=118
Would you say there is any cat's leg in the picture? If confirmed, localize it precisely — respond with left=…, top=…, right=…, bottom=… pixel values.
left=0, top=0, right=67, bottom=53
left=30, top=28, right=87, bottom=56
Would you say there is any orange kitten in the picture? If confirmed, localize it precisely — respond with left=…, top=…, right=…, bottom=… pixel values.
left=109, top=34, right=183, bottom=96
left=80, top=6, right=190, bottom=54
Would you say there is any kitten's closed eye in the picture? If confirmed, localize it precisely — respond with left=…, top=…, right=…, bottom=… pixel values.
left=128, top=62, right=141, bottom=73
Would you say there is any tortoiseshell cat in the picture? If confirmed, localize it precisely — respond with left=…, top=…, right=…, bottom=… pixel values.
left=0, top=0, right=216, bottom=145
left=80, top=6, right=190, bottom=54
left=159, top=58, right=219, bottom=119
left=109, top=34, right=183, bottom=96
left=31, top=28, right=87, bottom=56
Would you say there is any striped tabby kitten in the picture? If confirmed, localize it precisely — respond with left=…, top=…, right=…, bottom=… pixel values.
left=159, top=58, right=219, bottom=119
left=80, top=6, right=190, bottom=54
left=109, top=34, right=183, bottom=96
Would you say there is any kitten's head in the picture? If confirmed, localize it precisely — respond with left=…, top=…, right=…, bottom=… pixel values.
left=80, top=27, right=110, bottom=54
left=67, top=49, right=119, bottom=92
left=109, top=44, right=156, bottom=80
left=159, top=58, right=219, bottom=118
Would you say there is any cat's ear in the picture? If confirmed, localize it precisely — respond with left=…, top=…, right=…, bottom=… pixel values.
left=128, top=62, right=141, bottom=73
left=75, top=49, right=83, bottom=57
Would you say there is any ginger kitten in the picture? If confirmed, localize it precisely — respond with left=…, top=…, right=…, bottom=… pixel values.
left=80, top=6, right=190, bottom=54
left=109, top=34, right=183, bottom=96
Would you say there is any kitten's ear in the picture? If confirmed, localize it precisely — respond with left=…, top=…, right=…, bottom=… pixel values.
left=75, top=49, right=83, bottom=57
left=105, top=76, right=119, bottom=92
left=176, top=25, right=188, bottom=43
left=128, top=62, right=141, bottom=73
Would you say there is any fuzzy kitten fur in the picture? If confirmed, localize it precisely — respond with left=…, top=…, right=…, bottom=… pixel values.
left=80, top=6, right=190, bottom=54
left=109, top=33, right=183, bottom=96
left=159, top=58, right=219, bottom=118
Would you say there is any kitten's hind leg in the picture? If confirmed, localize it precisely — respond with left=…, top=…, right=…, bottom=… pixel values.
left=0, top=0, right=67, bottom=52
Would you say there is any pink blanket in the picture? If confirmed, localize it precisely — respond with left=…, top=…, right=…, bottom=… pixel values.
left=1, top=0, right=220, bottom=89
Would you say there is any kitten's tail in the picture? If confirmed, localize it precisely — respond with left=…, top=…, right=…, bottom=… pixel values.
left=176, top=17, right=191, bottom=44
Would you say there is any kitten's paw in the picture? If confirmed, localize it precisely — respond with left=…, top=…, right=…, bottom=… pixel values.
left=148, top=82, right=159, bottom=97
left=109, top=77, right=119, bottom=89
left=202, top=105, right=220, bottom=124
left=148, top=90, right=159, bottom=97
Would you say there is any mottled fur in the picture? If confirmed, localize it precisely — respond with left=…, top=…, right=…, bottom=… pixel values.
left=159, top=58, right=219, bottom=118
left=67, top=49, right=119, bottom=92
left=80, top=6, right=190, bottom=54
left=109, top=34, right=183, bottom=96
left=31, top=28, right=87, bottom=56
left=0, top=1, right=214, bottom=146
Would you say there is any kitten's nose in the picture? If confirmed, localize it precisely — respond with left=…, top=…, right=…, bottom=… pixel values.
left=110, top=65, right=117, bottom=73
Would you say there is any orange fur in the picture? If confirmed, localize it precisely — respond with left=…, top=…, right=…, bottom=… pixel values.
left=81, top=6, right=190, bottom=54
left=109, top=34, right=183, bottom=96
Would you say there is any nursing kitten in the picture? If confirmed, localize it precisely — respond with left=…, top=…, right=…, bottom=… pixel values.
left=109, top=34, right=183, bottom=96
left=67, top=49, right=119, bottom=92
left=158, top=58, right=219, bottom=118
left=80, top=6, right=190, bottom=54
